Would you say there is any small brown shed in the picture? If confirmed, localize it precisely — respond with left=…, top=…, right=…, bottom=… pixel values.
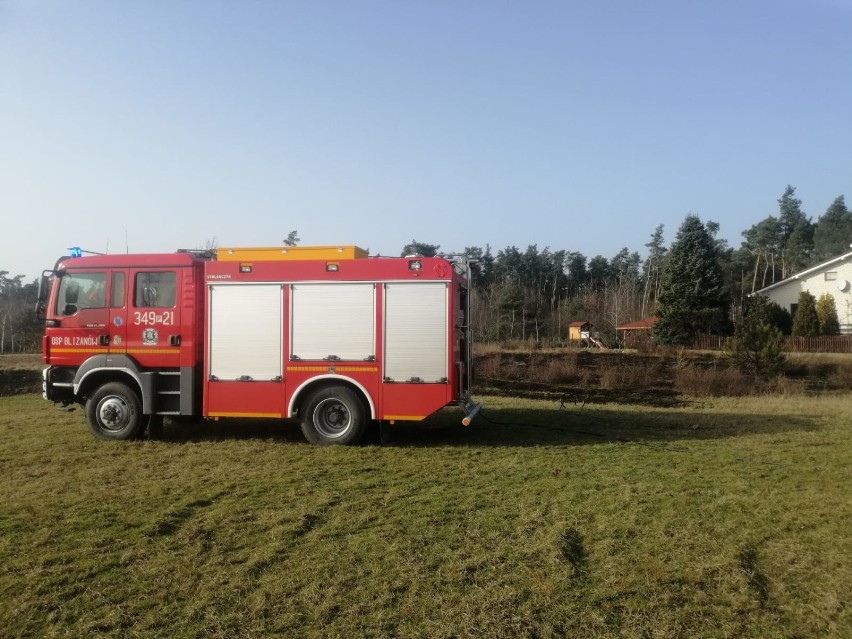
left=616, top=316, right=657, bottom=348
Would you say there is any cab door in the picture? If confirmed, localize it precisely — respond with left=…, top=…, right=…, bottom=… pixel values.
left=125, top=269, right=182, bottom=369
left=47, top=270, right=109, bottom=367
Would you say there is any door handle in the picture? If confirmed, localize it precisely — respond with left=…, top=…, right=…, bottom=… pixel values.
left=98, top=335, right=109, bottom=346
left=169, top=335, right=181, bottom=346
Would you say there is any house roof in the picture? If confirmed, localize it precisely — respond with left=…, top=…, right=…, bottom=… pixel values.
left=754, top=250, right=852, bottom=294
left=617, top=316, right=657, bottom=330
left=567, top=320, right=590, bottom=327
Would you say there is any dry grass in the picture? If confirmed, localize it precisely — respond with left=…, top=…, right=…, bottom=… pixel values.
left=829, top=362, right=852, bottom=390
left=596, top=356, right=664, bottom=390
left=0, top=353, right=43, bottom=370
left=473, top=348, right=852, bottom=399
left=672, top=364, right=750, bottom=397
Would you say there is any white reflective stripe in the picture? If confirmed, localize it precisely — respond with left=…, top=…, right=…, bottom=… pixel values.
left=384, top=282, right=448, bottom=382
left=209, top=284, right=283, bottom=380
left=291, top=283, right=375, bottom=360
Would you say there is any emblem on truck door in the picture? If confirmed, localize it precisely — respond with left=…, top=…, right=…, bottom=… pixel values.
left=142, top=328, right=159, bottom=346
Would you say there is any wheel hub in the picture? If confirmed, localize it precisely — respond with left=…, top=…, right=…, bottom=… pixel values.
left=314, top=398, right=352, bottom=439
left=98, top=397, right=128, bottom=430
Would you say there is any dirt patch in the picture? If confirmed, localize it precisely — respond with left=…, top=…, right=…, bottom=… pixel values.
left=473, top=349, right=852, bottom=403
left=0, top=354, right=44, bottom=397
left=474, top=350, right=683, bottom=402
left=0, top=369, right=41, bottom=397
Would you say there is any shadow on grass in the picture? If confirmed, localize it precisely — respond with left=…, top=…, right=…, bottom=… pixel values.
left=161, top=418, right=306, bottom=444
left=160, top=402, right=819, bottom=449
left=479, top=381, right=686, bottom=409
left=382, top=405, right=819, bottom=448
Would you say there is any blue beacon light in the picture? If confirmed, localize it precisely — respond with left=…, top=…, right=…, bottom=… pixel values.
left=68, top=247, right=83, bottom=258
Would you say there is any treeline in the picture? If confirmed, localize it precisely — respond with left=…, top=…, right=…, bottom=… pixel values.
left=740, top=187, right=852, bottom=289
left=4, top=185, right=850, bottom=354
left=0, top=272, right=41, bottom=354
left=406, top=185, right=852, bottom=344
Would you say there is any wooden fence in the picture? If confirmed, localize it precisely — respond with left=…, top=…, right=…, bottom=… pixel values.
left=691, top=334, right=852, bottom=353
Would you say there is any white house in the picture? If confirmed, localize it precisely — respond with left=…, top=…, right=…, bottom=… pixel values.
left=755, top=250, right=852, bottom=334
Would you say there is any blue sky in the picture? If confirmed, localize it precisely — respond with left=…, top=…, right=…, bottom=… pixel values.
left=2, top=0, right=851, bottom=280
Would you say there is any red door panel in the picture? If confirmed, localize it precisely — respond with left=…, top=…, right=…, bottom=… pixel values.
left=125, top=269, right=182, bottom=368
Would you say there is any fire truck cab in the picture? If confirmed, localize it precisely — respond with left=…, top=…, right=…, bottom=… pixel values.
left=38, top=246, right=478, bottom=444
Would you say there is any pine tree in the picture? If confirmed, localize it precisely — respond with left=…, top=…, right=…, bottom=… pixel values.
left=777, top=185, right=814, bottom=277
left=727, top=295, right=786, bottom=378
left=765, top=300, right=793, bottom=335
left=791, top=291, right=820, bottom=337
left=816, top=293, right=840, bottom=335
left=813, top=196, right=852, bottom=261
left=401, top=240, right=440, bottom=257
left=741, top=216, right=783, bottom=290
left=653, top=215, right=732, bottom=346
left=642, top=224, right=667, bottom=316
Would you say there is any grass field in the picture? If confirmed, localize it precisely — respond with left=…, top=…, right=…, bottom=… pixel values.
left=1, top=388, right=850, bottom=638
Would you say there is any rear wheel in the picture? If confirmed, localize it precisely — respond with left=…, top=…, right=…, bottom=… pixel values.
left=301, top=385, right=367, bottom=445
left=85, top=382, right=145, bottom=441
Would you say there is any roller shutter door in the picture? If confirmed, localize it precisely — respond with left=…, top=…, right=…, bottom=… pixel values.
left=208, top=284, right=283, bottom=380
left=291, top=283, right=375, bottom=361
left=384, top=282, right=448, bottom=382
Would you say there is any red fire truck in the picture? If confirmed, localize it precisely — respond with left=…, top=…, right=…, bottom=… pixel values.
left=37, top=245, right=480, bottom=444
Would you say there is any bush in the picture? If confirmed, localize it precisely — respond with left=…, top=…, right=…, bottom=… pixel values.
left=792, top=291, right=820, bottom=337
left=817, top=293, right=841, bottom=336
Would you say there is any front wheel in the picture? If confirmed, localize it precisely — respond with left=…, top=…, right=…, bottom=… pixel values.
left=85, top=382, right=145, bottom=441
left=301, top=386, right=367, bottom=445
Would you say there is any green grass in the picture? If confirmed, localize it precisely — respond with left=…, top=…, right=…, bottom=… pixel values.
left=1, top=392, right=850, bottom=638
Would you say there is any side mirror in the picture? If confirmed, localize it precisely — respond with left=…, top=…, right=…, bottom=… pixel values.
left=36, top=270, right=53, bottom=320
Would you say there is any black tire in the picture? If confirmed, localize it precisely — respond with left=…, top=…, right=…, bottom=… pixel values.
left=85, top=382, right=145, bottom=441
left=300, top=385, right=367, bottom=445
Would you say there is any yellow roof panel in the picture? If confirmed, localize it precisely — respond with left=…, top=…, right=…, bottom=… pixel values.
left=216, top=246, right=368, bottom=261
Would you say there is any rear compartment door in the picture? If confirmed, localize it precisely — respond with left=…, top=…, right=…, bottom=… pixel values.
left=383, top=282, right=448, bottom=383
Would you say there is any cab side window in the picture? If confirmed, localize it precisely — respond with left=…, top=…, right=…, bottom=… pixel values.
left=56, top=272, right=107, bottom=316
left=135, top=272, right=176, bottom=308
left=111, top=272, right=126, bottom=308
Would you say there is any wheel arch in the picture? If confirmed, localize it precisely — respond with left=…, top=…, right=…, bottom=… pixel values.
left=73, top=355, right=150, bottom=412
left=288, top=375, right=376, bottom=420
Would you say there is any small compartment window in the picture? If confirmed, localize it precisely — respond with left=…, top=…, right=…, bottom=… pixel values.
left=825, top=272, right=838, bottom=281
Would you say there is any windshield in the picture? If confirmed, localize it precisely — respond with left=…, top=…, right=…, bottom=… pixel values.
left=55, top=272, right=107, bottom=316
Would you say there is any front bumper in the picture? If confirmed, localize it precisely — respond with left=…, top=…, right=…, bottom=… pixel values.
left=42, top=366, right=75, bottom=403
